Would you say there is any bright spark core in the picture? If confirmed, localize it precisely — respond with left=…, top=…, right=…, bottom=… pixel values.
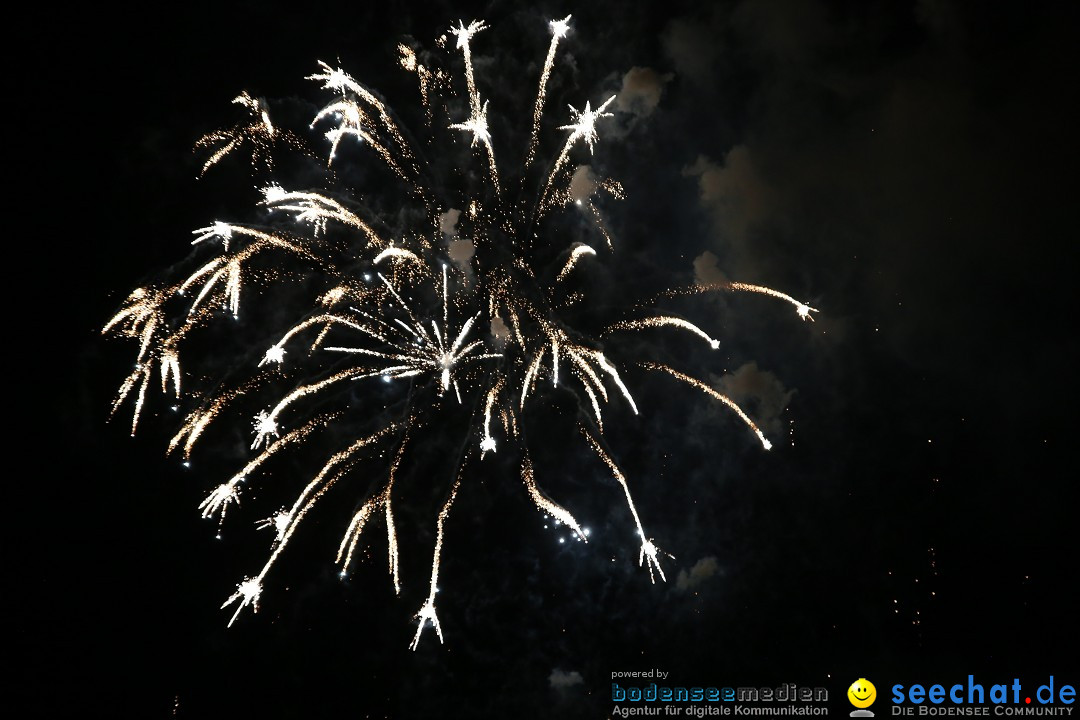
left=223, top=578, right=262, bottom=627
left=257, top=509, right=292, bottom=540
left=559, top=97, right=616, bottom=155
left=192, top=221, right=234, bottom=249
left=550, top=15, right=571, bottom=39
left=252, top=411, right=279, bottom=448
left=102, top=17, right=817, bottom=649
left=451, top=19, right=487, bottom=49
left=450, top=101, right=492, bottom=147
left=260, top=345, right=286, bottom=366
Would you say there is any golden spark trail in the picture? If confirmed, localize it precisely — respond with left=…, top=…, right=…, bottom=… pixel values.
left=451, top=20, right=486, bottom=116
left=583, top=429, right=671, bottom=583
left=480, top=378, right=503, bottom=455
left=410, top=450, right=470, bottom=649
left=252, top=367, right=387, bottom=449
left=556, top=243, right=596, bottom=282
left=169, top=393, right=236, bottom=459
left=449, top=21, right=500, bottom=192
left=606, top=316, right=720, bottom=349
left=264, top=189, right=387, bottom=245
left=587, top=201, right=615, bottom=250
left=195, top=92, right=293, bottom=176
left=398, top=44, right=437, bottom=124
left=260, top=314, right=370, bottom=366
left=522, top=453, right=586, bottom=541
left=641, top=363, right=772, bottom=450
left=222, top=423, right=401, bottom=625
left=526, top=15, right=571, bottom=166
left=199, top=416, right=334, bottom=521
left=331, top=423, right=412, bottom=588
left=668, top=283, right=818, bottom=321
left=308, top=61, right=419, bottom=177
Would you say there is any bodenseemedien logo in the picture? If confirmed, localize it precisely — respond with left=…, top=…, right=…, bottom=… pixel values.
left=849, top=679, right=878, bottom=717
left=608, top=675, right=829, bottom=716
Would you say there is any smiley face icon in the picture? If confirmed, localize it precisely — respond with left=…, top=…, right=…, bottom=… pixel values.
left=848, top=679, right=877, bottom=709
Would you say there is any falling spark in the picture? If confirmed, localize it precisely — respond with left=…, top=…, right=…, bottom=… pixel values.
left=669, top=282, right=818, bottom=322
left=640, top=363, right=773, bottom=450
left=583, top=430, right=672, bottom=583
left=556, top=243, right=596, bottom=282
left=410, top=453, right=469, bottom=650
left=450, top=19, right=487, bottom=115
left=103, top=17, right=816, bottom=647
left=398, top=43, right=439, bottom=124
left=194, top=92, right=305, bottom=176
left=606, top=316, right=720, bottom=349
left=522, top=454, right=587, bottom=542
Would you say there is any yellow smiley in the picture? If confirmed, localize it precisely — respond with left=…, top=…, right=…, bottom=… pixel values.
left=848, top=679, right=877, bottom=708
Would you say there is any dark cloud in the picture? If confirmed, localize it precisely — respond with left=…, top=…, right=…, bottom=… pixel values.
left=548, top=668, right=584, bottom=689
left=438, top=207, right=462, bottom=237
left=615, top=67, right=672, bottom=116
left=674, top=555, right=720, bottom=592
left=568, top=164, right=597, bottom=203
left=692, top=250, right=729, bottom=286
left=661, top=14, right=722, bottom=86
left=448, top=237, right=476, bottom=274
left=683, top=148, right=774, bottom=279
left=713, top=361, right=794, bottom=435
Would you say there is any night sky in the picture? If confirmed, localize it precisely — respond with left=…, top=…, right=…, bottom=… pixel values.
left=20, top=0, right=1078, bottom=717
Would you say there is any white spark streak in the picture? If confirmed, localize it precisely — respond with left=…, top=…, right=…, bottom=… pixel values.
left=526, top=15, right=572, bottom=166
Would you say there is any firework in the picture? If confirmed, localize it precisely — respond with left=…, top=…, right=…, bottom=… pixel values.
left=526, top=15, right=572, bottom=166
left=103, top=17, right=817, bottom=648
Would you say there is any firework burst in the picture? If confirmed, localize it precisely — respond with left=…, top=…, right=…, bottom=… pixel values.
left=103, top=17, right=817, bottom=648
